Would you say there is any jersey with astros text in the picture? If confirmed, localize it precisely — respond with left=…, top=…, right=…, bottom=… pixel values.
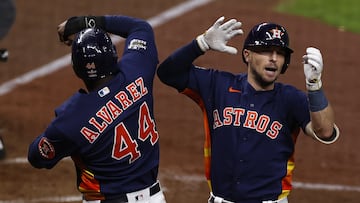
left=28, top=16, right=159, bottom=200
left=157, top=40, right=311, bottom=202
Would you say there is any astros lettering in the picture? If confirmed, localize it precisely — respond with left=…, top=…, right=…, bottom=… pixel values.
left=81, top=77, right=148, bottom=143
left=213, top=107, right=283, bottom=139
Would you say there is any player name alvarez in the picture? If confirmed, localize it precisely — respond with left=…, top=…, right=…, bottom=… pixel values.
left=81, top=76, right=148, bottom=143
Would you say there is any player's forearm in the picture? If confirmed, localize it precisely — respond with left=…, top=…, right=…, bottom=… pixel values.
left=157, top=40, right=204, bottom=91
left=305, top=86, right=340, bottom=144
left=310, top=104, right=335, bottom=138
left=60, top=15, right=153, bottom=43
left=104, top=15, right=153, bottom=38
left=306, top=98, right=339, bottom=144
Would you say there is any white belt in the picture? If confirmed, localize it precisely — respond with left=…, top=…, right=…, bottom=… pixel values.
left=83, top=181, right=161, bottom=203
left=209, top=192, right=288, bottom=203
left=263, top=197, right=288, bottom=203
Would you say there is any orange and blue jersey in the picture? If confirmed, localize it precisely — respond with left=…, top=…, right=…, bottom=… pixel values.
left=157, top=40, right=310, bottom=202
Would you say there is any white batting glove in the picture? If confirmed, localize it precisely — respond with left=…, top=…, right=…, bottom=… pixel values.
left=196, top=16, right=243, bottom=54
left=303, top=47, right=323, bottom=91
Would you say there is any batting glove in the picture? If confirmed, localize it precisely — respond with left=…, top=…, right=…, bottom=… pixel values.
left=303, top=47, right=323, bottom=91
left=196, top=16, right=243, bottom=54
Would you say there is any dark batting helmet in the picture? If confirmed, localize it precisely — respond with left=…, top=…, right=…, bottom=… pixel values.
left=242, top=22, right=293, bottom=73
left=71, top=27, right=118, bottom=81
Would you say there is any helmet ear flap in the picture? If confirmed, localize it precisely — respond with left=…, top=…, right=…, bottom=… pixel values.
left=281, top=53, right=291, bottom=74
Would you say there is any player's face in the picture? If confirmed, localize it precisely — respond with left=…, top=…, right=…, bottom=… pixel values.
left=243, top=46, right=285, bottom=90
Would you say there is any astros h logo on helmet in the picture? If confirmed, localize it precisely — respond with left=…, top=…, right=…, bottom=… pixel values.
left=265, top=28, right=284, bottom=41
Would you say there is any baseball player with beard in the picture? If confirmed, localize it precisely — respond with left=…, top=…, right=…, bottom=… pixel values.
left=157, top=16, right=340, bottom=203
left=28, top=15, right=166, bottom=203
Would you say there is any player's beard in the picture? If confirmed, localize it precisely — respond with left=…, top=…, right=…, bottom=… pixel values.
left=250, top=67, right=277, bottom=89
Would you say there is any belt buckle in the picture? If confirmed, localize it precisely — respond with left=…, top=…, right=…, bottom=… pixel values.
left=262, top=197, right=288, bottom=203
left=126, top=181, right=160, bottom=202
left=126, top=187, right=150, bottom=202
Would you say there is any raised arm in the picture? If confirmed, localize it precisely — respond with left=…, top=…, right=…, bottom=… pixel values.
left=157, top=16, right=243, bottom=91
left=57, top=15, right=153, bottom=45
left=303, top=47, right=340, bottom=144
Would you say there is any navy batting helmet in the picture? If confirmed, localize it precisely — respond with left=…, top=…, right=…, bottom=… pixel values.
left=71, top=28, right=118, bottom=81
left=242, top=22, right=293, bottom=73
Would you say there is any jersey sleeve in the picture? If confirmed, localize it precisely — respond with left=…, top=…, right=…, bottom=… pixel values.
left=28, top=123, right=78, bottom=169
left=157, top=40, right=205, bottom=91
left=104, top=15, right=158, bottom=75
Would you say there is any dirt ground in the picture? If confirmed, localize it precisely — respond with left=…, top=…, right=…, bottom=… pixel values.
left=0, top=0, right=359, bottom=202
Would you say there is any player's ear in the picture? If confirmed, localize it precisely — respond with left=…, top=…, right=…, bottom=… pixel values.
left=243, top=49, right=250, bottom=62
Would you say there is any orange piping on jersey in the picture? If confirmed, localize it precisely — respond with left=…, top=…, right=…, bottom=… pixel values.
left=182, top=88, right=212, bottom=191
left=72, top=155, right=104, bottom=200
left=279, top=127, right=300, bottom=200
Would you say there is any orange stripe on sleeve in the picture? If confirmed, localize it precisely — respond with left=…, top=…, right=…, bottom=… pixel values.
left=182, top=88, right=212, bottom=191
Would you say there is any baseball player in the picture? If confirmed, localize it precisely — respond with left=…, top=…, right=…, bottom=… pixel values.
left=28, top=15, right=166, bottom=203
left=157, top=16, right=340, bottom=203
left=0, top=0, right=16, bottom=62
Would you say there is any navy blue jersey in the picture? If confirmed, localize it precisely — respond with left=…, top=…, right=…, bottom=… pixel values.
left=28, top=16, right=159, bottom=200
left=157, top=40, right=311, bottom=202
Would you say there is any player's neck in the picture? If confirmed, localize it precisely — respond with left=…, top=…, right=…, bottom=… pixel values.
left=83, top=75, right=115, bottom=92
left=247, top=74, right=275, bottom=91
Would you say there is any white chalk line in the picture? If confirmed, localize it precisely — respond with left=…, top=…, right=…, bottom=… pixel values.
left=0, top=0, right=213, bottom=97
left=0, top=0, right=358, bottom=202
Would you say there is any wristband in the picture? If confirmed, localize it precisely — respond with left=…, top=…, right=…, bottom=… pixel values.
left=196, top=34, right=209, bottom=52
left=308, top=88, right=328, bottom=112
left=63, top=16, right=105, bottom=41
left=83, top=16, right=105, bottom=29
